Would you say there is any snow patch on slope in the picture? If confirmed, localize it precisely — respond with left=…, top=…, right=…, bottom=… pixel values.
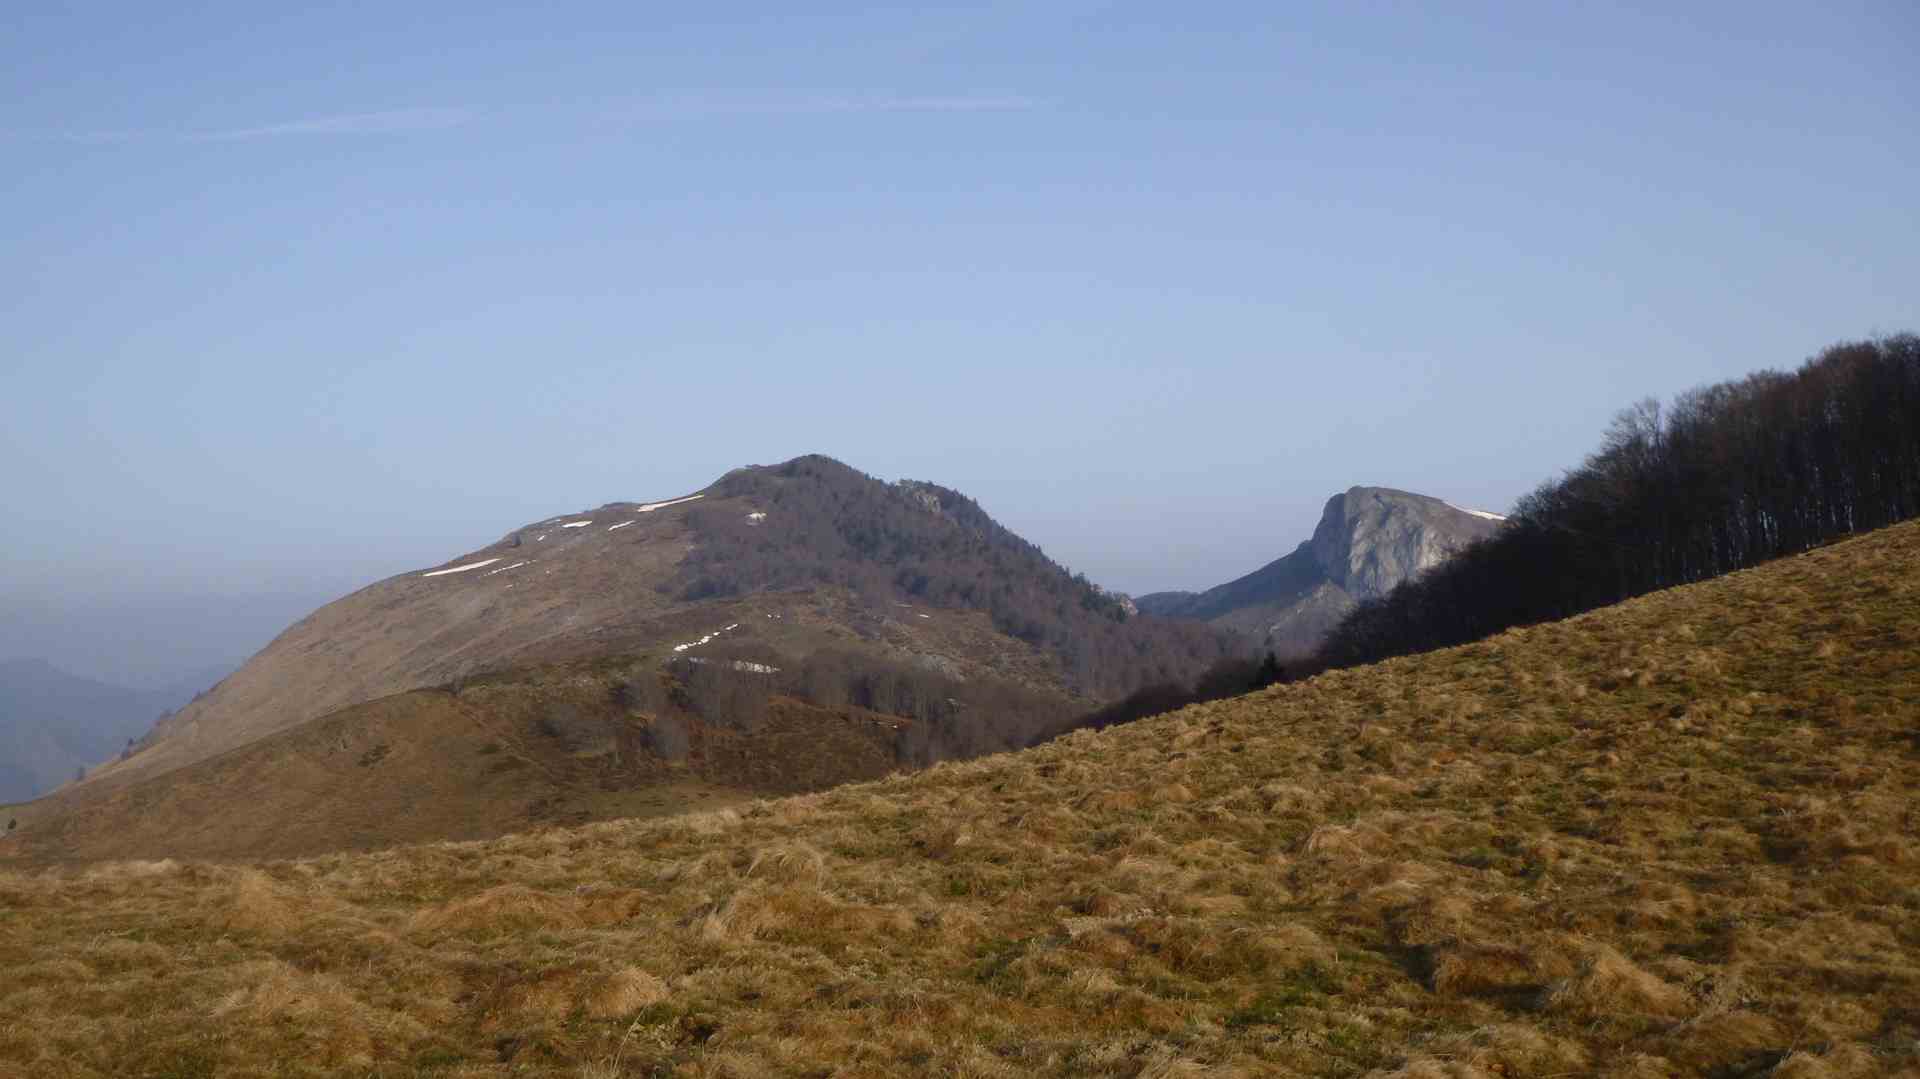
left=422, top=558, right=501, bottom=578
left=684, top=657, right=781, bottom=674
left=672, top=622, right=741, bottom=653
left=1446, top=502, right=1507, bottom=522
left=639, top=494, right=704, bottom=513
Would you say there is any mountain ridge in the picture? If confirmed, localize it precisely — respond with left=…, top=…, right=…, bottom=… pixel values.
left=68, top=455, right=1234, bottom=803
left=1138, top=485, right=1504, bottom=653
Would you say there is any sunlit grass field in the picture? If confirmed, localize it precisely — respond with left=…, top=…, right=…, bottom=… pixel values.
left=3, top=521, right=1917, bottom=1076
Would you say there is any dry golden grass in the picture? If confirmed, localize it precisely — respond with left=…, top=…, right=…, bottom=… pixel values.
left=2, top=687, right=902, bottom=863
left=2, top=522, right=1918, bottom=1076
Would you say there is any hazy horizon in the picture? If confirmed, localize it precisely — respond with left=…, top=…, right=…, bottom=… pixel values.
left=6, top=3, right=1915, bottom=686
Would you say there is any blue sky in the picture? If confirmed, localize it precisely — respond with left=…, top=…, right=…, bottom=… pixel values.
left=3, top=2, right=1916, bottom=679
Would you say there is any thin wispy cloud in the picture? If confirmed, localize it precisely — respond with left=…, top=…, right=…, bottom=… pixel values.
left=34, top=93, right=1040, bottom=146
left=189, top=107, right=474, bottom=142
left=640, top=92, right=1043, bottom=116
left=50, top=107, right=474, bottom=145
left=730, top=93, right=1040, bottom=114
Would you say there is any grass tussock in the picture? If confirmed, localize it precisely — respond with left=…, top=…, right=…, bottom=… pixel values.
left=2, top=521, right=1920, bottom=1075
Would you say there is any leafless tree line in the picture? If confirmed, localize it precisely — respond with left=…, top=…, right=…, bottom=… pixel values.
left=1317, top=335, right=1920, bottom=668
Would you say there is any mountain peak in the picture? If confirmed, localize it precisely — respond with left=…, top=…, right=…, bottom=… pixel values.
left=1310, top=487, right=1503, bottom=601
left=68, top=456, right=1232, bottom=801
left=1138, top=485, right=1506, bottom=653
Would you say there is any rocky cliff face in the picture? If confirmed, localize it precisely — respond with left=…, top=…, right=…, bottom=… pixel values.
left=1309, top=488, right=1502, bottom=602
left=1142, top=487, right=1505, bottom=655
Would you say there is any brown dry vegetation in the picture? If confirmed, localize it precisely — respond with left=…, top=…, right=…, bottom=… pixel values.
left=1, top=676, right=908, bottom=863
left=2, top=521, right=1918, bottom=1076
left=9, top=591, right=1085, bottom=862
left=85, top=454, right=1230, bottom=807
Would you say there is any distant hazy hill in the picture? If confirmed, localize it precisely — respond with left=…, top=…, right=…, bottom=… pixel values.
left=70, top=455, right=1233, bottom=803
left=0, top=660, right=222, bottom=801
left=1137, top=486, right=1504, bottom=654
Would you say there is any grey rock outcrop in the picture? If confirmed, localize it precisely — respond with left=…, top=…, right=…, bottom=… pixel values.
left=1310, top=487, right=1500, bottom=602
left=1145, top=487, right=1504, bottom=655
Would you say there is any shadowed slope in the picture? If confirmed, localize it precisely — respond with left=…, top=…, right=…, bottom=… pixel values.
left=2, top=520, right=1916, bottom=1076
left=1, top=676, right=903, bottom=863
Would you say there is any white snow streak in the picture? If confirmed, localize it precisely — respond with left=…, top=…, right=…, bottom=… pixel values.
left=608, top=520, right=635, bottom=531
left=422, top=558, right=501, bottom=577
left=684, top=658, right=782, bottom=674
left=638, top=494, right=704, bottom=513
left=1446, top=502, right=1507, bottom=521
left=561, top=521, right=592, bottom=528
left=484, top=560, right=533, bottom=577
left=671, top=622, right=742, bottom=653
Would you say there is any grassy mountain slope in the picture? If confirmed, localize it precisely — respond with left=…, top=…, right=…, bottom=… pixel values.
left=0, top=670, right=900, bottom=863
left=75, top=456, right=1231, bottom=803
left=3, top=595, right=1077, bottom=862
left=74, top=492, right=707, bottom=798
left=3, top=520, right=1917, bottom=1076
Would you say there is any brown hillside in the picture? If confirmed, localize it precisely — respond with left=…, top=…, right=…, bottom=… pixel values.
left=76, top=489, right=713, bottom=796
left=30, top=579, right=1075, bottom=840
left=2, top=520, right=1917, bottom=1076
left=3, top=595, right=1098, bottom=856
left=4, top=602, right=1081, bottom=863
left=73, top=456, right=1232, bottom=804
left=1, top=670, right=906, bottom=863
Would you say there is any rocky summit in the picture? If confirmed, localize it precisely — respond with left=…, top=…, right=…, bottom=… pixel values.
left=1308, top=486, right=1505, bottom=601
left=1135, top=486, right=1504, bottom=654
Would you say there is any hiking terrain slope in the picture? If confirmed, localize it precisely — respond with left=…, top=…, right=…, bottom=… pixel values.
left=0, top=664, right=910, bottom=862
left=2, top=520, right=1916, bottom=1076
left=70, top=455, right=1232, bottom=801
